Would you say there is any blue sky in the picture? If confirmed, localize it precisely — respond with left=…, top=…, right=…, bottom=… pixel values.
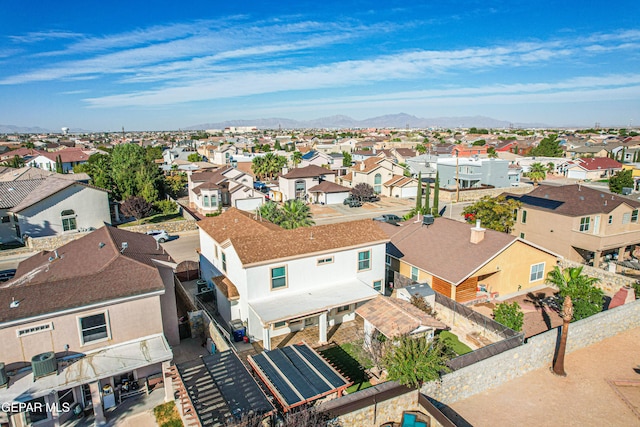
left=1, top=1, right=639, bottom=131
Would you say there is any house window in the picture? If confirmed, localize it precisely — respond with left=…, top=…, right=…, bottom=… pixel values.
left=373, top=280, right=382, bottom=292
left=221, top=252, right=227, bottom=272
left=271, top=266, right=287, bottom=289
left=633, top=210, right=639, bottom=223
left=317, top=256, right=334, bottom=265
left=211, top=195, right=217, bottom=207
left=25, top=397, right=48, bottom=424
left=608, top=215, right=613, bottom=225
left=530, top=262, right=545, bottom=282
left=520, top=232, right=525, bottom=239
left=58, top=388, right=75, bottom=408
left=411, top=266, right=419, bottom=281
left=623, top=213, right=631, bottom=224
left=203, top=195, right=210, bottom=207
left=521, top=210, right=527, bottom=224
left=579, top=216, right=590, bottom=232
left=79, top=312, right=109, bottom=344
left=61, top=209, right=77, bottom=231
left=358, top=250, right=371, bottom=271
left=214, top=245, right=219, bottom=259
left=385, top=255, right=391, bottom=266
left=374, top=173, right=382, bottom=193
left=273, top=321, right=286, bottom=329
left=337, top=304, right=350, bottom=313
left=295, top=180, right=306, bottom=200
left=1, top=215, right=9, bottom=223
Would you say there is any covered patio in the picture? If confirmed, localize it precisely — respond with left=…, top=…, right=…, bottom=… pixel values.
left=248, top=280, right=379, bottom=350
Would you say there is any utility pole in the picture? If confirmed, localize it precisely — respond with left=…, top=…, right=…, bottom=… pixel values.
left=455, top=151, right=460, bottom=203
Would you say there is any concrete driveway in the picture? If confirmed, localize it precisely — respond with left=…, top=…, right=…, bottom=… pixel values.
left=160, top=230, right=200, bottom=263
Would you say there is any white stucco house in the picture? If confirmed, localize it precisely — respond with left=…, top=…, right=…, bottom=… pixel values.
left=278, top=165, right=337, bottom=202
left=0, top=176, right=110, bottom=243
left=187, top=167, right=263, bottom=214
left=340, top=157, right=418, bottom=198
left=198, top=208, right=389, bottom=350
left=27, top=148, right=94, bottom=173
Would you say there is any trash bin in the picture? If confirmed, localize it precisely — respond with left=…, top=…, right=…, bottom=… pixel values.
left=229, top=320, right=245, bottom=342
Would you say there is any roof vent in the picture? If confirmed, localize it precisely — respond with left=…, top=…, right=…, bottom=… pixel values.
left=121, top=242, right=128, bottom=253
left=9, top=297, right=19, bottom=309
left=31, top=352, right=56, bottom=379
left=99, top=242, right=105, bottom=248
left=579, top=196, right=584, bottom=201
left=422, top=215, right=435, bottom=226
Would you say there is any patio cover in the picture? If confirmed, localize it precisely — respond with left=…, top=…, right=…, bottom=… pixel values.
left=0, top=334, right=172, bottom=403
left=248, top=342, right=351, bottom=412
left=248, top=280, right=379, bottom=324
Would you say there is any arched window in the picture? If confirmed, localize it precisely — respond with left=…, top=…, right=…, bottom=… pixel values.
left=374, top=173, right=382, bottom=194
left=61, top=210, right=77, bottom=231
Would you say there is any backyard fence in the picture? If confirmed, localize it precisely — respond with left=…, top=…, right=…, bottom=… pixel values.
left=434, top=292, right=525, bottom=371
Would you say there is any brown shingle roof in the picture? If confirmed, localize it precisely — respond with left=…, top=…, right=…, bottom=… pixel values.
left=212, top=275, right=240, bottom=300
left=573, top=157, right=622, bottom=170
left=505, top=184, right=640, bottom=217
left=355, top=296, right=446, bottom=338
left=379, top=217, right=516, bottom=285
left=199, top=208, right=389, bottom=265
left=281, top=165, right=336, bottom=179
left=308, top=181, right=351, bottom=193
left=0, top=226, right=172, bottom=323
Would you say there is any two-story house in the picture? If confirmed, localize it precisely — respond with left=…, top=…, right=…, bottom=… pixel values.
left=506, top=184, right=640, bottom=266
left=0, top=226, right=178, bottom=426
left=436, top=157, right=515, bottom=189
left=561, top=157, right=622, bottom=181
left=277, top=165, right=337, bottom=202
left=197, top=208, right=389, bottom=350
left=0, top=176, right=111, bottom=244
left=188, top=167, right=263, bottom=213
left=340, top=157, right=418, bottom=198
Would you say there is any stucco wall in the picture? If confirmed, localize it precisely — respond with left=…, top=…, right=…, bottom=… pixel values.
left=420, top=298, right=640, bottom=404
left=0, top=295, right=165, bottom=367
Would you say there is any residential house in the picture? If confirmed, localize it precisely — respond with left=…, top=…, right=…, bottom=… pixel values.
left=564, top=145, right=610, bottom=159
left=506, top=184, right=640, bottom=265
left=27, top=147, right=94, bottom=173
left=380, top=217, right=558, bottom=303
left=0, top=176, right=110, bottom=243
left=200, top=144, right=242, bottom=165
left=188, top=167, right=263, bottom=213
left=340, top=157, right=418, bottom=198
left=277, top=165, right=336, bottom=202
left=436, top=157, right=515, bottom=189
left=307, top=181, right=352, bottom=205
left=451, top=145, right=488, bottom=157
left=197, top=208, right=388, bottom=350
left=562, top=157, right=622, bottom=180
left=0, top=226, right=178, bottom=426
left=406, top=154, right=440, bottom=181
left=300, top=150, right=339, bottom=169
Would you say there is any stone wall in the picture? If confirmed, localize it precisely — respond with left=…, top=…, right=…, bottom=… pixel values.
left=420, top=298, right=640, bottom=404
left=559, top=258, right=636, bottom=295
left=23, top=219, right=198, bottom=251
left=436, top=183, right=533, bottom=203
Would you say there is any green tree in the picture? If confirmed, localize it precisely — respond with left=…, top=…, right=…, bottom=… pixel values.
left=462, top=195, right=522, bottom=232
left=546, top=266, right=604, bottom=321
left=383, top=336, right=450, bottom=388
left=415, top=172, right=423, bottom=213
left=111, top=143, right=164, bottom=201
left=547, top=162, right=555, bottom=173
left=424, top=178, right=431, bottom=214
left=2, top=155, right=25, bottom=169
left=292, top=151, right=302, bottom=168
left=530, top=134, right=563, bottom=157
left=258, top=201, right=283, bottom=224
left=81, top=154, right=115, bottom=193
left=528, top=162, right=547, bottom=186
left=342, top=151, right=352, bottom=167
left=55, top=155, right=63, bottom=174
left=609, top=169, right=634, bottom=194
left=493, top=302, right=524, bottom=331
left=432, top=172, right=440, bottom=216
left=187, top=153, right=201, bottom=162
left=252, top=153, right=288, bottom=180
left=487, top=147, right=498, bottom=158
left=274, top=140, right=282, bottom=151
left=145, top=146, right=164, bottom=162
left=164, top=173, right=187, bottom=198
left=415, top=144, right=426, bottom=154
left=279, top=199, right=315, bottom=229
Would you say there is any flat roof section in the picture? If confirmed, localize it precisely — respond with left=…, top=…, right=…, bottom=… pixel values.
left=248, top=342, right=351, bottom=412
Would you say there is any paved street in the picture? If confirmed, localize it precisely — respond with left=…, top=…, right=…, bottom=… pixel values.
left=160, top=230, right=200, bottom=263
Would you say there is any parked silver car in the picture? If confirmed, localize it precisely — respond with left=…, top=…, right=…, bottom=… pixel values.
left=145, top=229, right=170, bottom=243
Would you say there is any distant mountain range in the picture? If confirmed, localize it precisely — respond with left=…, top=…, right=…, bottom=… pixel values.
left=185, top=113, right=549, bottom=130
left=0, top=124, right=91, bottom=134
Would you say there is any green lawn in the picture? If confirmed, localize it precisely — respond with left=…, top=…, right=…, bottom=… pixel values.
left=439, top=331, right=472, bottom=356
left=320, top=342, right=373, bottom=393
left=119, top=212, right=183, bottom=227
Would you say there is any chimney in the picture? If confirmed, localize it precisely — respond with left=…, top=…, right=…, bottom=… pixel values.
left=282, top=166, right=288, bottom=175
left=360, top=162, right=365, bottom=171
left=470, top=219, right=485, bottom=244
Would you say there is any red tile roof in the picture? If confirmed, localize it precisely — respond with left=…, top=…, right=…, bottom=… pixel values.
left=574, top=157, right=622, bottom=171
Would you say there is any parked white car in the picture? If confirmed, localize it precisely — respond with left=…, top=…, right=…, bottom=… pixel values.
left=146, top=229, right=170, bottom=243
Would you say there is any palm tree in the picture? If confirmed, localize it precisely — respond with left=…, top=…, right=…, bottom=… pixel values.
left=528, top=162, right=547, bottom=186
left=279, top=199, right=315, bottom=229
left=546, top=162, right=555, bottom=174
left=545, top=266, right=603, bottom=321
left=292, top=151, right=302, bottom=168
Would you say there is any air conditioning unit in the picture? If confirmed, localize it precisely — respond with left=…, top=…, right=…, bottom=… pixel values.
left=0, top=362, right=7, bottom=387
left=31, top=352, right=57, bottom=379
